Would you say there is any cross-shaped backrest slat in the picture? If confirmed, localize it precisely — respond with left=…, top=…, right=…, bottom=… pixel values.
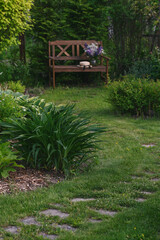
left=49, top=40, right=102, bottom=61
left=57, top=44, right=71, bottom=57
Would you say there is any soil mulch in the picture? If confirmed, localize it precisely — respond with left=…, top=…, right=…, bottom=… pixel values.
left=0, top=168, right=64, bottom=195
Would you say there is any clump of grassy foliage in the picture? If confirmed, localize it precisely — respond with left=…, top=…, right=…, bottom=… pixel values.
left=107, top=76, right=160, bottom=117
left=0, top=93, right=104, bottom=176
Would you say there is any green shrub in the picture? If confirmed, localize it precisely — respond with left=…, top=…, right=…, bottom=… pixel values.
left=0, top=101, right=104, bottom=176
left=129, top=48, right=160, bottom=81
left=129, top=58, right=160, bottom=81
left=7, top=81, right=25, bottom=93
left=0, top=92, right=23, bottom=121
left=0, top=89, right=43, bottom=121
left=107, top=76, right=160, bottom=117
left=1, top=81, right=25, bottom=93
left=0, top=60, right=31, bottom=86
left=0, top=142, right=23, bottom=178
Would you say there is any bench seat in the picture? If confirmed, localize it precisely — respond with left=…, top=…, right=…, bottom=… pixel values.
left=52, top=65, right=106, bottom=73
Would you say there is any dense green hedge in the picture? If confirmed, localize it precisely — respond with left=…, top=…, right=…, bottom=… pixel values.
left=107, top=76, right=160, bottom=117
left=26, top=0, right=157, bottom=84
left=26, top=0, right=108, bottom=85
left=1, top=0, right=159, bottom=85
left=129, top=52, right=160, bottom=81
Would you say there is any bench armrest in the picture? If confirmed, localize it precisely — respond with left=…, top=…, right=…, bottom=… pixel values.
left=101, top=55, right=111, bottom=60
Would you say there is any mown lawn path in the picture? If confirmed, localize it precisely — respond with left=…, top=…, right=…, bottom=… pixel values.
left=0, top=87, right=160, bottom=240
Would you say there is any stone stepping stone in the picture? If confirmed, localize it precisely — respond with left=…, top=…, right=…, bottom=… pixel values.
left=145, top=171, right=155, bottom=175
left=40, top=209, right=69, bottom=218
left=71, top=198, right=95, bottom=202
left=135, top=198, right=146, bottom=202
left=39, top=232, right=58, bottom=239
left=140, top=191, right=152, bottom=195
left=19, top=217, right=41, bottom=226
left=54, top=203, right=63, bottom=207
left=88, top=219, right=102, bottom=223
left=52, top=223, right=76, bottom=231
left=122, top=181, right=130, bottom=184
left=142, top=144, right=156, bottom=148
left=49, top=203, right=64, bottom=208
left=154, top=161, right=160, bottom=165
left=131, top=176, right=141, bottom=179
left=4, top=226, right=21, bottom=234
left=151, top=178, right=160, bottom=182
left=119, top=181, right=131, bottom=185
left=93, top=209, right=117, bottom=217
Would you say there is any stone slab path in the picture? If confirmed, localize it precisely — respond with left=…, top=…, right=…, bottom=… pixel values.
left=151, top=178, right=160, bottom=182
left=140, top=191, right=152, bottom=195
left=93, top=209, right=117, bottom=216
left=71, top=198, right=95, bottom=202
left=20, top=217, right=41, bottom=226
left=2, top=173, right=159, bottom=239
left=4, top=226, right=21, bottom=234
left=40, top=209, right=69, bottom=218
left=52, top=223, right=76, bottom=232
left=88, top=219, right=102, bottom=223
left=39, top=232, right=58, bottom=239
left=135, top=198, right=146, bottom=202
left=141, top=144, right=156, bottom=148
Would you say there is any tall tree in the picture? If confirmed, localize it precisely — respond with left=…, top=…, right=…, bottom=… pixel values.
left=0, top=0, right=33, bottom=53
left=104, top=0, right=160, bottom=76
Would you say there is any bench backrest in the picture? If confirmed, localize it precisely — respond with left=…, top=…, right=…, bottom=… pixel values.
left=49, top=40, right=102, bottom=61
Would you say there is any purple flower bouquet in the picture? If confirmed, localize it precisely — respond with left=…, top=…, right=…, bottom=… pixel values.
left=84, top=43, right=104, bottom=58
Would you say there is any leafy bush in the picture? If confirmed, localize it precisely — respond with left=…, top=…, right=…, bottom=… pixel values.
left=0, top=101, right=104, bottom=176
left=107, top=76, right=160, bottom=117
left=129, top=58, right=160, bottom=81
left=1, top=81, right=25, bottom=93
left=0, top=60, right=31, bottom=86
left=0, top=89, right=43, bottom=122
left=0, top=92, right=23, bottom=121
left=7, top=81, right=25, bottom=93
left=0, top=142, right=23, bottom=178
left=129, top=48, right=160, bottom=81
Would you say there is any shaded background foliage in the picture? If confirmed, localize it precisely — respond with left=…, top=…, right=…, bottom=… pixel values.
left=27, top=0, right=109, bottom=85
left=0, top=0, right=160, bottom=85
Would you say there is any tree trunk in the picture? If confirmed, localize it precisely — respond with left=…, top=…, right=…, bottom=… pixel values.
left=19, top=34, right=26, bottom=64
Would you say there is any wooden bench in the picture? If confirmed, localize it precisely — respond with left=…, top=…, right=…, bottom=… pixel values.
left=49, top=40, right=110, bottom=88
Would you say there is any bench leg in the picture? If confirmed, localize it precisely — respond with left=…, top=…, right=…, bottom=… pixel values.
left=52, top=64, right=55, bottom=89
left=101, top=72, right=106, bottom=84
left=106, top=60, right=109, bottom=85
left=106, top=71, right=108, bottom=84
left=101, top=72, right=104, bottom=80
left=53, top=71, right=55, bottom=89
left=49, top=71, right=51, bottom=87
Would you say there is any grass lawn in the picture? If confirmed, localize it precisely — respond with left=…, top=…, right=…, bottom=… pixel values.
left=0, top=86, right=160, bottom=240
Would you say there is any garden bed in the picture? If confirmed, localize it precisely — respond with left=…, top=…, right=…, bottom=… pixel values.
left=0, top=168, right=64, bottom=194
